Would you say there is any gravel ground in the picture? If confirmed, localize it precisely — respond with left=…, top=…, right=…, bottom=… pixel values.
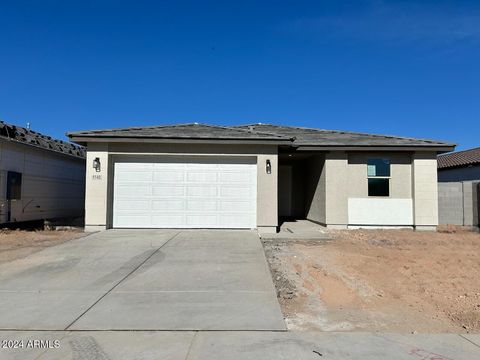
left=263, top=228, right=480, bottom=333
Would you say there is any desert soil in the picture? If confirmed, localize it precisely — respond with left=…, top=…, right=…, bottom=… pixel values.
left=0, top=229, right=85, bottom=265
left=263, top=228, right=480, bottom=333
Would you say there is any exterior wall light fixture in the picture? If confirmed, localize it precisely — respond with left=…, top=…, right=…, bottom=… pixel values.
left=93, top=157, right=101, bottom=172
left=266, top=159, right=271, bottom=174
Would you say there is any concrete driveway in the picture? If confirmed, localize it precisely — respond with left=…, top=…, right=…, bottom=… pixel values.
left=0, top=230, right=285, bottom=331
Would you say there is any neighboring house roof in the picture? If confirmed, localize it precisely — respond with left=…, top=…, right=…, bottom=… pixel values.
left=0, top=121, right=85, bottom=159
left=68, top=122, right=455, bottom=151
left=438, top=147, right=480, bottom=169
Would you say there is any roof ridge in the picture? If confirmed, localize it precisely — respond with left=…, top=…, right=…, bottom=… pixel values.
left=68, top=122, right=291, bottom=140
left=218, top=124, right=290, bottom=139
left=236, top=123, right=455, bottom=146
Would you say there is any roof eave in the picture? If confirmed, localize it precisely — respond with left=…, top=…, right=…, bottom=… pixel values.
left=294, top=145, right=456, bottom=153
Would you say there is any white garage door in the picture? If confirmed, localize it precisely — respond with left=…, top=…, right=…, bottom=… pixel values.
left=112, top=157, right=257, bottom=228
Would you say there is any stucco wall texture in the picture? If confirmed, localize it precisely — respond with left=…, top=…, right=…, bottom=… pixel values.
left=83, top=144, right=440, bottom=232
left=322, top=151, right=438, bottom=229
left=84, top=143, right=278, bottom=232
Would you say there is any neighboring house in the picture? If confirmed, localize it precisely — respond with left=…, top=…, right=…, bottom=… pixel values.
left=437, top=147, right=480, bottom=182
left=67, top=123, right=455, bottom=233
left=0, top=121, right=86, bottom=224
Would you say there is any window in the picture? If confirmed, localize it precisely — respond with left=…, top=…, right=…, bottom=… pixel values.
left=367, top=159, right=390, bottom=197
left=6, top=171, right=22, bottom=200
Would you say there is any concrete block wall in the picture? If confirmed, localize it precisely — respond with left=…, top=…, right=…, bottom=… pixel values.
left=438, top=181, right=479, bottom=227
left=438, top=182, right=464, bottom=225
left=464, top=181, right=479, bottom=227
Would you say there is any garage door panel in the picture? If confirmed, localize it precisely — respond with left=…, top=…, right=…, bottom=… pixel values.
left=152, top=186, right=185, bottom=197
left=219, top=200, right=253, bottom=212
left=113, top=158, right=257, bottom=228
left=115, top=214, right=151, bottom=227
left=186, top=215, right=218, bottom=226
left=152, top=200, right=185, bottom=211
left=115, top=200, right=150, bottom=211
left=219, top=164, right=250, bottom=171
left=219, top=214, right=255, bottom=227
left=218, top=172, right=252, bottom=183
left=186, top=186, right=218, bottom=197
left=153, top=163, right=185, bottom=170
left=186, top=200, right=217, bottom=211
left=220, top=186, right=254, bottom=198
left=186, top=172, right=218, bottom=183
left=186, top=163, right=218, bottom=169
left=115, top=185, right=151, bottom=197
left=151, top=215, right=185, bottom=226
left=115, top=171, right=153, bottom=182
left=117, top=163, right=154, bottom=171
left=153, top=171, right=185, bottom=182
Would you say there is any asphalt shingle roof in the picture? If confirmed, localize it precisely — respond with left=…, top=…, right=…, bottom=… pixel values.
left=438, top=147, right=480, bottom=169
left=68, top=123, right=289, bottom=141
left=234, top=124, right=454, bottom=147
left=1, top=121, right=85, bottom=159
left=68, top=122, right=455, bottom=149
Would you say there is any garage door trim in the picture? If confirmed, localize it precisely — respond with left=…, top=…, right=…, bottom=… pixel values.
left=112, top=156, right=257, bottom=229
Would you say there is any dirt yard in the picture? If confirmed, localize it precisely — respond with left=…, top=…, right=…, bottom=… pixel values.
left=263, top=228, right=480, bottom=333
left=0, top=229, right=85, bottom=265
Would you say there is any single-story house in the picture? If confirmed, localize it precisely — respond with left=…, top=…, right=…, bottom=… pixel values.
left=0, top=121, right=86, bottom=224
left=67, top=123, right=455, bottom=233
left=438, top=147, right=480, bottom=182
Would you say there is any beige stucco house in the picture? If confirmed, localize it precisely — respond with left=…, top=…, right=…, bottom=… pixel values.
left=68, top=123, right=455, bottom=233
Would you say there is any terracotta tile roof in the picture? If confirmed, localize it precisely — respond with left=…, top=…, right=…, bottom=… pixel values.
left=0, top=121, right=85, bottom=159
left=438, top=147, right=480, bottom=169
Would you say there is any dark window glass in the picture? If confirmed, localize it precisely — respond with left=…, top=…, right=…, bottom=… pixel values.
left=6, top=171, right=22, bottom=200
left=368, top=178, right=389, bottom=197
left=367, top=158, right=390, bottom=177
